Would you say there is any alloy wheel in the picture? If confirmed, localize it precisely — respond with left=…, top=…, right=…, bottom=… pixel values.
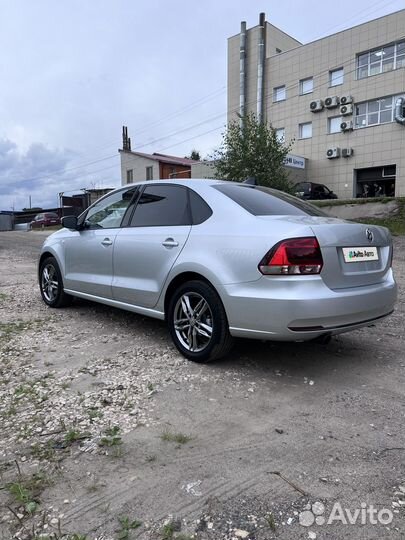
left=173, top=292, right=213, bottom=352
left=41, top=264, right=59, bottom=303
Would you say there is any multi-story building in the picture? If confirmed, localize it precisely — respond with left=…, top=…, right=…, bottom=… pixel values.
left=228, top=10, right=405, bottom=197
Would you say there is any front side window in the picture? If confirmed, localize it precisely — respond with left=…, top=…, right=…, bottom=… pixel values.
left=299, top=122, right=312, bottom=139
left=275, top=127, right=285, bottom=142
left=130, top=185, right=190, bottom=227
left=329, top=67, right=344, bottom=86
left=357, top=40, right=405, bottom=79
left=85, top=188, right=136, bottom=229
left=273, top=85, right=286, bottom=102
left=328, top=116, right=343, bottom=134
left=299, top=77, right=313, bottom=95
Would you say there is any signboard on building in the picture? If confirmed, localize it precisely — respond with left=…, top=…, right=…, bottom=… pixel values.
left=284, top=154, right=306, bottom=169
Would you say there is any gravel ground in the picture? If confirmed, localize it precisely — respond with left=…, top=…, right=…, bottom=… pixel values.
left=0, top=230, right=404, bottom=540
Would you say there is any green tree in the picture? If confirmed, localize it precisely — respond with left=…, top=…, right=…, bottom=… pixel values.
left=211, top=113, right=294, bottom=192
left=185, top=149, right=201, bottom=161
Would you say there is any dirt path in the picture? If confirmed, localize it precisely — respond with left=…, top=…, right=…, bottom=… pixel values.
left=0, top=231, right=404, bottom=540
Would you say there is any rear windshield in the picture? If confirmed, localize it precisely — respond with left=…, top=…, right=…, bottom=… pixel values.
left=214, top=184, right=326, bottom=216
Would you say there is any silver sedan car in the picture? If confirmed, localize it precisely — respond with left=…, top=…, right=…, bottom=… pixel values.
left=38, top=179, right=397, bottom=362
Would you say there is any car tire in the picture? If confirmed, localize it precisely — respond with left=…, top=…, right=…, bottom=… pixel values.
left=39, top=256, right=73, bottom=308
left=168, top=280, right=234, bottom=362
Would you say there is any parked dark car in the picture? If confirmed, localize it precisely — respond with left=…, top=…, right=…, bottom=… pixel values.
left=30, top=212, right=61, bottom=229
left=294, top=182, right=338, bottom=200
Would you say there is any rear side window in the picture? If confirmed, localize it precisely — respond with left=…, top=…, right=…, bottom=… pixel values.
left=130, top=185, right=191, bottom=227
left=189, top=189, right=212, bottom=225
left=214, top=184, right=326, bottom=216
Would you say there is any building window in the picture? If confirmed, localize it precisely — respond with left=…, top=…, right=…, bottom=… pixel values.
left=273, top=85, right=286, bottom=102
left=298, top=122, right=312, bottom=139
left=354, top=94, right=404, bottom=128
left=299, top=77, right=313, bottom=95
left=126, top=169, right=133, bottom=183
left=146, top=166, right=153, bottom=180
left=357, top=40, right=405, bottom=79
left=328, top=116, right=343, bottom=134
left=275, top=127, right=285, bottom=142
left=329, top=67, right=344, bottom=86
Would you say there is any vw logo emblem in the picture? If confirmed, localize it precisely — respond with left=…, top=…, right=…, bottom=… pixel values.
left=366, top=228, right=373, bottom=242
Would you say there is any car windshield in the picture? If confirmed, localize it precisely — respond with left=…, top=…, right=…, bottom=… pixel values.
left=214, top=183, right=327, bottom=216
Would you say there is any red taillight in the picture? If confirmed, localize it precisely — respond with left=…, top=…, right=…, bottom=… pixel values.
left=259, top=237, right=323, bottom=275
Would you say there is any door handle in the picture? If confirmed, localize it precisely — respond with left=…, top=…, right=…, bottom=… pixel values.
left=162, top=238, right=179, bottom=248
left=101, top=238, right=113, bottom=247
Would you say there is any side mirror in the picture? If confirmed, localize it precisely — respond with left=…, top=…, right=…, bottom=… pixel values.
left=61, top=216, right=79, bottom=230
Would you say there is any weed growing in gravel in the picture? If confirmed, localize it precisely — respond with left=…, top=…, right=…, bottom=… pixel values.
left=160, top=521, right=192, bottom=539
left=6, top=470, right=51, bottom=515
left=64, top=429, right=90, bottom=444
left=30, top=441, right=57, bottom=461
left=99, top=425, right=122, bottom=447
left=116, top=516, right=142, bottom=539
left=265, top=512, right=276, bottom=531
left=161, top=522, right=176, bottom=540
left=0, top=292, right=7, bottom=303
left=160, top=430, right=192, bottom=445
left=33, top=535, right=88, bottom=540
left=0, top=319, right=40, bottom=345
left=86, top=407, right=103, bottom=422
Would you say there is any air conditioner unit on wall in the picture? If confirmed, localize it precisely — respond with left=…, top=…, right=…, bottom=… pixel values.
left=340, top=104, right=353, bottom=115
left=340, top=120, right=354, bottom=132
left=340, top=95, right=353, bottom=105
left=342, top=148, right=354, bottom=157
left=325, top=96, right=340, bottom=108
left=326, top=147, right=340, bottom=159
left=310, top=99, right=324, bottom=112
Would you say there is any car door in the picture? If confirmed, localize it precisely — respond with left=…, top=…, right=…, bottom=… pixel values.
left=112, top=184, right=192, bottom=308
left=63, top=187, right=137, bottom=298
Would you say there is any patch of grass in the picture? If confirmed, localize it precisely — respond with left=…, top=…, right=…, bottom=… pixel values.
left=0, top=320, right=37, bottom=344
left=160, top=430, right=192, bottom=445
left=0, top=292, right=7, bottom=303
left=99, top=425, right=122, bottom=447
left=353, top=215, right=405, bottom=236
left=116, top=516, right=142, bottom=539
left=312, top=197, right=405, bottom=236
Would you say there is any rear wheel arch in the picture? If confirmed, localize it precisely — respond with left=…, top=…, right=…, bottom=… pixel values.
left=164, top=272, right=215, bottom=319
left=166, top=277, right=234, bottom=362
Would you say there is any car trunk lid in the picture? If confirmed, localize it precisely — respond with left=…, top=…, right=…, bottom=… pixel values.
left=258, top=216, right=392, bottom=289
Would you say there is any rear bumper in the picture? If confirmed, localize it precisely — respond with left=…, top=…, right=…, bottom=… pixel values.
left=222, top=270, right=397, bottom=341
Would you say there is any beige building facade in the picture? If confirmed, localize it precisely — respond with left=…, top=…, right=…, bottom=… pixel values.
left=228, top=10, right=405, bottom=198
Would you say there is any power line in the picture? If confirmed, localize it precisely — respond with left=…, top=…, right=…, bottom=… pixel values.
left=306, top=0, right=401, bottom=42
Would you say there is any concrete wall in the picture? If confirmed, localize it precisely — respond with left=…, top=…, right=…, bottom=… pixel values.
left=191, top=161, right=218, bottom=179
left=228, top=10, right=405, bottom=197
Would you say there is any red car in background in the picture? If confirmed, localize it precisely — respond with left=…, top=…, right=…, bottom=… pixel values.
left=30, top=212, right=61, bottom=229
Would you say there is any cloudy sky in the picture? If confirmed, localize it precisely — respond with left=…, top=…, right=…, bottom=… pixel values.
left=1, top=0, right=403, bottom=210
